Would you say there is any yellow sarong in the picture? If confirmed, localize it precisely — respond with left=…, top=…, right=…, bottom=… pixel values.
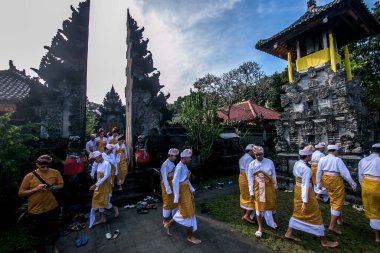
left=110, top=163, right=116, bottom=188
left=293, top=177, right=323, bottom=225
left=116, top=147, right=128, bottom=183
left=311, top=163, right=318, bottom=186
left=97, top=139, right=106, bottom=153
left=254, top=172, right=276, bottom=211
left=92, top=172, right=111, bottom=209
left=109, top=139, right=118, bottom=145
left=362, top=177, right=380, bottom=220
left=239, top=171, right=255, bottom=209
left=322, top=174, right=345, bottom=211
left=178, top=172, right=195, bottom=218
left=161, top=176, right=177, bottom=210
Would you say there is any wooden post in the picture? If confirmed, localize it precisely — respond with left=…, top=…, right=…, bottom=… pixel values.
left=288, top=52, right=294, bottom=83
left=344, top=45, right=352, bottom=81
left=329, top=32, right=336, bottom=72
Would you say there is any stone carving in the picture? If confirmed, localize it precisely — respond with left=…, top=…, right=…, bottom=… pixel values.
left=280, top=94, right=290, bottom=107
left=274, top=137, right=289, bottom=152
left=320, top=107, right=332, bottom=115
left=303, top=92, right=314, bottom=102
left=290, top=92, right=302, bottom=104
left=304, top=120, right=314, bottom=135
left=307, top=67, right=317, bottom=78
left=305, top=109, right=314, bottom=117
left=289, top=121, right=296, bottom=134
left=318, top=88, right=329, bottom=99
left=326, top=117, right=337, bottom=132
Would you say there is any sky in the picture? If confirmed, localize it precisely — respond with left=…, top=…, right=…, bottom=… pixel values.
left=0, top=0, right=376, bottom=104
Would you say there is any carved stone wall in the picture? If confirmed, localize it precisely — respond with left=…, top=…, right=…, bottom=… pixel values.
left=275, top=66, right=374, bottom=189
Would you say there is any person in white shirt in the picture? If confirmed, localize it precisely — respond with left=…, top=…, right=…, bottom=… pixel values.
left=238, top=144, right=256, bottom=224
left=85, top=134, right=97, bottom=155
left=311, top=142, right=329, bottom=202
left=114, top=135, right=129, bottom=190
left=107, top=127, right=119, bottom=145
left=248, top=146, right=277, bottom=238
left=88, top=151, right=112, bottom=228
left=164, top=149, right=201, bottom=244
left=316, top=144, right=357, bottom=235
left=160, top=148, right=179, bottom=226
left=285, top=146, right=339, bottom=248
left=358, top=143, right=380, bottom=243
left=95, top=128, right=107, bottom=152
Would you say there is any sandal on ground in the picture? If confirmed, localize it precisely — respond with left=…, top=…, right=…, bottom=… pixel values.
left=75, top=239, right=82, bottom=247
left=112, top=229, right=120, bottom=239
left=146, top=204, right=157, bottom=209
left=81, top=236, right=89, bottom=246
left=106, top=232, right=112, bottom=240
left=80, top=223, right=87, bottom=229
left=136, top=208, right=149, bottom=214
left=69, top=224, right=81, bottom=231
left=255, top=231, right=263, bottom=238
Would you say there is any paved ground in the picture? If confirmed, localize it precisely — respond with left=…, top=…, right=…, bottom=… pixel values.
left=57, top=185, right=273, bottom=253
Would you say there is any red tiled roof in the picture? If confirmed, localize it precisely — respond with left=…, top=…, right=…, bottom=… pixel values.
left=217, top=101, right=280, bottom=123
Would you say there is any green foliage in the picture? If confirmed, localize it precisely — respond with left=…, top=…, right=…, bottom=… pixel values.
left=349, top=2, right=380, bottom=113
left=0, top=222, right=30, bottom=253
left=86, top=99, right=99, bottom=137
left=202, top=190, right=378, bottom=253
left=180, top=91, right=223, bottom=162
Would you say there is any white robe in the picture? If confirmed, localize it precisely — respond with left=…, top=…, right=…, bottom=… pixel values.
left=172, top=161, right=197, bottom=231
left=160, top=159, right=178, bottom=217
left=247, top=157, right=277, bottom=229
left=358, top=154, right=380, bottom=230
left=238, top=153, right=255, bottom=211
left=289, top=160, right=325, bottom=236
left=311, top=150, right=329, bottom=201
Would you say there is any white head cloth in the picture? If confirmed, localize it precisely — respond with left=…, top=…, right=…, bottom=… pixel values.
left=315, top=142, right=326, bottom=149
left=245, top=144, right=254, bottom=151
left=327, top=144, right=339, bottom=150
left=253, top=146, right=264, bottom=154
left=180, top=149, right=192, bottom=158
left=168, top=148, right=179, bottom=156
left=90, top=134, right=96, bottom=138
left=91, top=151, right=102, bottom=158
left=299, top=150, right=313, bottom=155
left=106, top=144, right=114, bottom=150
left=372, top=143, right=380, bottom=148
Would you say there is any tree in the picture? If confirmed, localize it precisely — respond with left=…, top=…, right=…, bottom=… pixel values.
left=0, top=113, right=39, bottom=224
left=179, top=91, right=223, bottom=162
left=86, top=99, right=99, bottom=137
left=349, top=1, right=380, bottom=113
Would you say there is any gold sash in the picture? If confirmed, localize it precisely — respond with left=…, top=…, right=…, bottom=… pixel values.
left=362, top=177, right=380, bottom=220
left=292, top=177, right=323, bottom=225
left=161, top=176, right=177, bottom=210
left=322, top=174, right=345, bottom=211
left=311, top=163, right=318, bottom=186
left=116, top=147, right=128, bottom=182
left=92, top=172, right=111, bottom=209
left=253, top=172, right=276, bottom=211
left=238, top=171, right=255, bottom=209
left=178, top=171, right=195, bottom=218
left=97, top=139, right=106, bottom=153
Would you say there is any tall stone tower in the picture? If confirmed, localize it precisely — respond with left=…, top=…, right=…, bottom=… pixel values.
left=125, top=10, right=171, bottom=159
left=98, top=85, right=125, bottom=132
left=255, top=0, right=380, bottom=182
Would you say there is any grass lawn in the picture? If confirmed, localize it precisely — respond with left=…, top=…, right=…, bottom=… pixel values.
left=199, top=190, right=379, bottom=253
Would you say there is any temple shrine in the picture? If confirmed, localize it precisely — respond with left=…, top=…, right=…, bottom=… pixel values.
left=255, top=0, right=380, bottom=185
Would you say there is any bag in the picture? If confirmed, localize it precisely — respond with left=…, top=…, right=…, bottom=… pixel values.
left=32, top=171, right=61, bottom=202
left=135, top=149, right=150, bottom=163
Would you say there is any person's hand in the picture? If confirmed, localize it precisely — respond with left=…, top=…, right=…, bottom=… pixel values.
left=89, top=184, right=96, bottom=191
left=35, top=184, right=47, bottom=192
left=48, top=185, right=56, bottom=191
left=301, top=202, right=308, bottom=212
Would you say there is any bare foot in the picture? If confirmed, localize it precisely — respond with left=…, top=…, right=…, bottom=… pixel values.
left=114, top=207, right=119, bottom=218
left=163, top=223, right=172, bottom=236
left=187, top=236, right=202, bottom=244
left=328, top=227, right=342, bottom=235
left=93, top=218, right=106, bottom=227
left=321, top=240, right=339, bottom=248
left=284, top=233, right=301, bottom=242
left=242, top=216, right=256, bottom=224
left=337, top=217, right=343, bottom=225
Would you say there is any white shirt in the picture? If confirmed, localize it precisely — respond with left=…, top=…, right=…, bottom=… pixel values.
left=107, top=136, right=118, bottom=144
left=316, top=154, right=356, bottom=188
left=172, top=161, right=195, bottom=203
left=358, top=154, right=380, bottom=184
left=239, top=153, right=254, bottom=172
left=94, top=160, right=111, bottom=188
left=247, top=157, right=277, bottom=196
left=86, top=139, right=97, bottom=154
left=160, top=159, right=176, bottom=194
left=91, top=152, right=118, bottom=177
left=113, top=143, right=128, bottom=160
left=293, top=160, right=312, bottom=203
left=311, top=150, right=325, bottom=163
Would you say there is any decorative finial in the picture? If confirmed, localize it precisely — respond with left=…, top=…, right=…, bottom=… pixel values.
left=307, top=0, right=316, bottom=11
left=9, top=60, right=15, bottom=69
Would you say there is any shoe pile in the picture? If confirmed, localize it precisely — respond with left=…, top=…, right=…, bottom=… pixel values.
left=352, top=204, right=364, bottom=212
